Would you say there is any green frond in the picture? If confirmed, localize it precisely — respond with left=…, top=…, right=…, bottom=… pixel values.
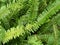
left=2, top=25, right=25, bottom=44
left=37, top=13, right=60, bottom=45
left=37, top=0, right=60, bottom=26
left=2, top=0, right=60, bottom=44
left=3, top=0, right=38, bottom=42
left=18, top=0, right=39, bottom=25
left=37, top=13, right=60, bottom=34
left=0, top=0, right=27, bottom=29
left=27, top=35, right=43, bottom=45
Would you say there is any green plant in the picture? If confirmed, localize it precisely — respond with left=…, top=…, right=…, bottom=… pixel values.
left=0, top=0, right=60, bottom=45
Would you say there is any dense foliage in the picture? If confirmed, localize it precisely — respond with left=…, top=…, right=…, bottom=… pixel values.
left=0, top=0, right=60, bottom=45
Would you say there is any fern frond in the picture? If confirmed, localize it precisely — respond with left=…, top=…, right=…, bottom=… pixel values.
left=37, top=0, right=60, bottom=25
left=37, top=13, right=60, bottom=34
left=27, top=35, right=43, bottom=45
left=2, top=25, right=25, bottom=44
left=2, top=0, right=39, bottom=43
left=27, top=0, right=39, bottom=21
left=0, top=0, right=27, bottom=29
left=18, top=0, right=39, bottom=25
left=37, top=13, right=60, bottom=45
left=2, top=0, right=60, bottom=44
left=25, top=0, right=60, bottom=33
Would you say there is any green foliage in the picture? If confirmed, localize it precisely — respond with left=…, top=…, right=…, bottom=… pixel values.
left=0, top=0, right=27, bottom=29
left=27, top=35, right=43, bottom=45
left=0, top=0, right=60, bottom=45
left=0, top=26, right=5, bottom=42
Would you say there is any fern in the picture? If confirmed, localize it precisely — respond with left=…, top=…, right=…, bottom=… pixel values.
left=27, top=35, right=43, bottom=45
left=37, top=13, right=60, bottom=45
left=0, top=0, right=60, bottom=45
left=0, top=0, right=27, bottom=29
left=18, top=0, right=39, bottom=25
left=2, top=0, right=60, bottom=44
left=2, top=0, right=39, bottom=43
left=37, top=0, right=60, bottom=26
